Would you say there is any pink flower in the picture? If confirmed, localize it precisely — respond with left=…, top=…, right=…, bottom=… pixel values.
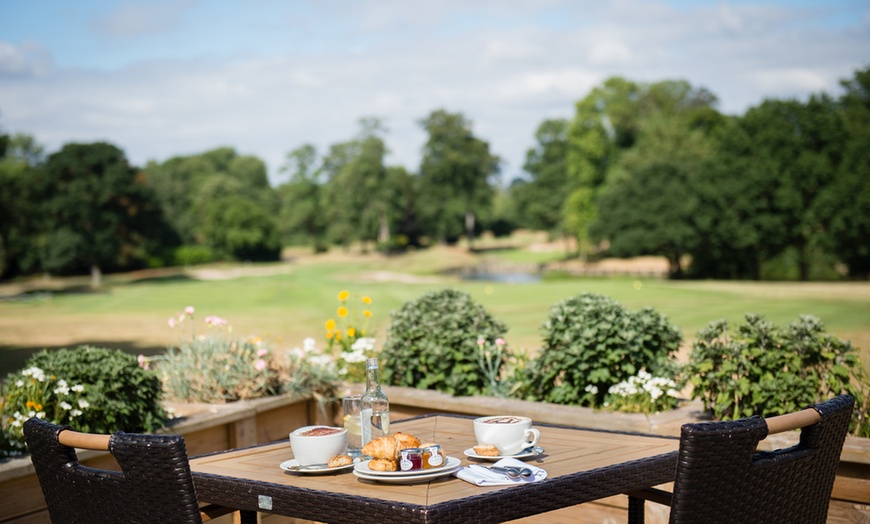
left=255, top=359, right=267, bottom=371
left=185, top=306, right=195, bottom=316
left=137, top=354, right=149, bottom=370
left=477, top=338, right=485, bottom=346
left=205, top=315, right=227, bottom=327
left=257, top=348, right=268, bottom=357
left=168, top=317, right=176, bottom=328
left=495, top=338, right=506, bottom=346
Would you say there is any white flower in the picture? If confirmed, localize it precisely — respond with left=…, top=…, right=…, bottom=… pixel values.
left=303, top=337, right=317, bottom=351
left=78, top=399, right=90, bottom=409
left=351, top=337, right=376, bottom=352
left=22, top=367, right=46, bottom=381
left=60, top=401, right=73, bottom=410
left=584, top=384, right=599, bottom=395
left=309, top=354, right=334, bottom=368
left=15, top=380, right=23, bottom=387
left=54, top=384, right=70, bottom=395
left=287, top=347, right=305, bottom=359
left=70, top=409, right=82, bottom=417
left=71, top=384, right=84, bottom=392
left=342, top=348, right=367, bottom=364
left=36, top=412, right=46, bottom=419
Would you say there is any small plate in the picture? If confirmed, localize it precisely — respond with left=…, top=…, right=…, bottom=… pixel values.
left=354, top=456, right=461, bottom=477
left=280, top=459, right=356, bottom=474
left=463, top=446, right=544, bottom=461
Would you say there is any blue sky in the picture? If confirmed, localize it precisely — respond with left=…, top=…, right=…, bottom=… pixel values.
left=1, top=0, right=868, bottom=184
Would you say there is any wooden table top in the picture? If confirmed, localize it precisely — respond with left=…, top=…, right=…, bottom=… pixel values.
left=190, top=414, right=680, bottom=523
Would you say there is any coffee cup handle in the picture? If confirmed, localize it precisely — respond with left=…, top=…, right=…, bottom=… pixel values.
left=524, top=428, right=540, bottom=449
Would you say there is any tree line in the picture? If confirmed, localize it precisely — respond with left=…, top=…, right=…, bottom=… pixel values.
left=1, top=67, right=868, bottom=284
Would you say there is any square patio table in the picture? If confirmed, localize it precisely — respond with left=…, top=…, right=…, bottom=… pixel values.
left=189, top=414, right=680, bottom=523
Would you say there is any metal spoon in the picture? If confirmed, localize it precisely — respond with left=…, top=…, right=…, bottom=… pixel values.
left=490, top=466, right=534, bottom=479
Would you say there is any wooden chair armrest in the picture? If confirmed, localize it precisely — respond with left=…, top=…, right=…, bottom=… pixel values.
left=627, top=487, right=673, bottom=507
left=200, top=504, right=236, bottom=522
left=765, top=408, right=820, bottom=435
left=57, top=429, right=111, bottom=451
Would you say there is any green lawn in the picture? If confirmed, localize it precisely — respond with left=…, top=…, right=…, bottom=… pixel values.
left=1, top=246, right=868, bottom=378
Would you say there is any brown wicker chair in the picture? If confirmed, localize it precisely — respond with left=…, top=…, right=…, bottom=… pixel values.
left=627, top=393, right=854, bottom=524
left=24, top=417, right=238, bottom=524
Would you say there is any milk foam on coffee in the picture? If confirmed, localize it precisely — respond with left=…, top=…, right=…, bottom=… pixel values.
left=484, top=416, right=523, bottom=424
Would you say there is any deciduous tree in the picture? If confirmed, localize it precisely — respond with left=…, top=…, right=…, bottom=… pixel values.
left=418, top=109, right=499, bottom=248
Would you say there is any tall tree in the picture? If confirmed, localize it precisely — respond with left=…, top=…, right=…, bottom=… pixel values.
left=144, top=147, right=279, bottom=260
left=592, top=162, right=697, bottom=277
left=566, top=78, right=719, bottom=258
left=41, top=142, right=171, bottom=287
left=512, top=119, right=573, bottom=236
left=738, top=97, right=846, bottom=280
left=277, top=144, right=328, bottom=252
left=820, top=67, right=870, bottom=278
left=418, top=109, right=500, bottom=248
left=0, top=133, right=46, bottom=278
left=322, top=118, right=392, bottom=250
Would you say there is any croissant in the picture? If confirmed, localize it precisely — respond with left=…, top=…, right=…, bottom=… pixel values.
left=393, top=432, right=421, bottom=450
left=362, top=435, right=399, bottom=460
left=367, top=458, right=398, bottom=471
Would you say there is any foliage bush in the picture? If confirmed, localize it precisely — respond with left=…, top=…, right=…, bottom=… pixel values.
left=380, top=288, right=509, bottom=396
left=173, top=244, right=216, bottom=266
left=685, top=314, right=869, bottom=436
left=524, top=293, right=682, bottom=408
left=156, top=307, right=339, bottom=403
left=0, top=346, right=167, bottom=457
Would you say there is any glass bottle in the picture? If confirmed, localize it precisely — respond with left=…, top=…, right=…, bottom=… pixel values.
left=360, top=358, right=390, bottom=446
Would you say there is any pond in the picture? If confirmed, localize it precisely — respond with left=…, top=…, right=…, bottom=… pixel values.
left=459, top=270, right=542, bottom=284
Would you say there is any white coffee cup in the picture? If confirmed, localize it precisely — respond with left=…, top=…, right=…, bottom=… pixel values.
left=289, top=425, right=348, bottom=466
left=473, top=415, right=541, bottom=456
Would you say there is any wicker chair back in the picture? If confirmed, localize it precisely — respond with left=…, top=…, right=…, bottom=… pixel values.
left=665, top=394, right=854, bottom=523
left=24, top=418, right=205, bottom=524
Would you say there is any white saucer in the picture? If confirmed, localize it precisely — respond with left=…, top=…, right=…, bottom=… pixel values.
left=280, top=458, right=356, bottom=474
left=353, top=456, right=461, bottom=477
left=463, top=446, right=544, bottom=461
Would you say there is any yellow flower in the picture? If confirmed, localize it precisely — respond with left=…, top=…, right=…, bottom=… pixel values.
left=335, top=332, right=342, bottom=341
left=26, top=401, right=35, bottom=409
left=326, top=331, right=334, bottom=340
left=363, top=310, right=372, bottom=318
left=337, top=307, right=348, bottom=318
left=325, top=319, right=336, bottom=331
left=338, top=290, right=350, bottom=301
left=362, top=296, right=372, bottom=304
left=347, top=327, right=356, bottom=337
left=35, top=404, right=43, bottom=411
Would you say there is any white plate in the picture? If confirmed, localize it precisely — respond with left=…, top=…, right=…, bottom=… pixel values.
left=353, top=464, right=461, bottom=484
left=280, top=458, right=356, bottom=474
left=463, top=446, right=544, bottom=461
left=353, top=456, right=461, bottom=477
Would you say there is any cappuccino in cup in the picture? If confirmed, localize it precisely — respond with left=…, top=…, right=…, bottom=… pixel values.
left=473, top=415, right=540, bottom=456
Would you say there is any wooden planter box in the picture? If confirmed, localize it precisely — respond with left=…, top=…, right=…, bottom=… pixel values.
left=2, top=387, right=867, bottom=523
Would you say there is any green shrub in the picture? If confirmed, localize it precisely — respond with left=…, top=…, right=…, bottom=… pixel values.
left=525, top=293, right=682, bottom=408
left=173, top=244, right=216, bottom=266
left=1, top=346, right=167, bottom=456
left=381, top=288, right=509, bottom=396
left=156, top=308, right=339, bottom=403
left=685, top=314, right=868, bottom=436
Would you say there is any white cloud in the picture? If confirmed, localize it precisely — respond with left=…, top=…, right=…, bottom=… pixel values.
left=91, top=0, right=197, bottom=37
left=0, top=41, right=53, bottom=78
